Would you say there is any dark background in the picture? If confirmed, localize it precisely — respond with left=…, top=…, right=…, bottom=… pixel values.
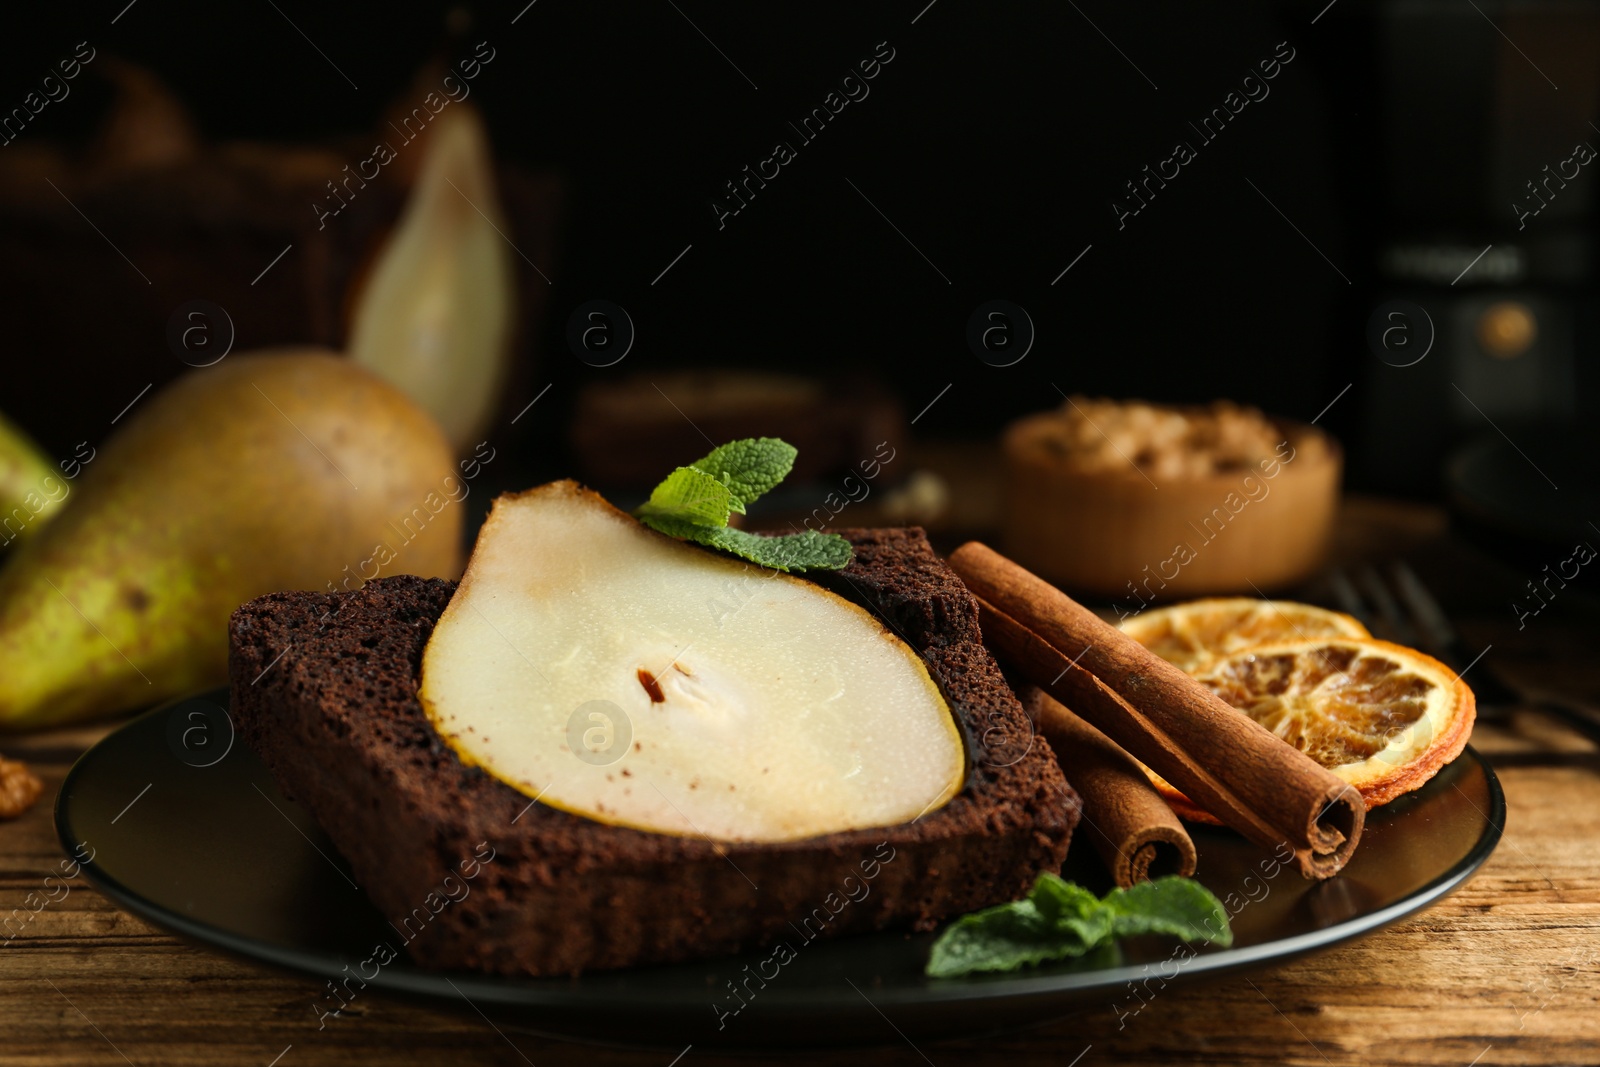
left=0, top=0, right=1594, bottom=495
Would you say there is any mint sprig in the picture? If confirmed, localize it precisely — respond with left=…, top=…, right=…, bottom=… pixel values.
left=635, top=466, right=735, bottom=527
left=925, top=874, right=1233, bottom=978
left=684, top=437, right=795, bottom=515
left=633, top=437, right=853, bottom=572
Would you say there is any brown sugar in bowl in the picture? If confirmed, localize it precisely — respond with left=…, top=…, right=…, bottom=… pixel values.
left=1000, top=408, right=1341, bottom=599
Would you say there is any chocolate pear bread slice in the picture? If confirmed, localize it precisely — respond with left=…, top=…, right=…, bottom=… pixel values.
left=229, top=522, right=1078, bottom=977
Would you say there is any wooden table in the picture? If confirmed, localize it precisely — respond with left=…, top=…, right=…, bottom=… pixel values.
left=2, top=498, right=1596, bottom=1066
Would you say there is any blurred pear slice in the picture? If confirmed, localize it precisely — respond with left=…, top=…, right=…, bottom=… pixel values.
left=0, top=412, right=60, bottom=548
left=420, top=482, right=966, bottom=842
left=92, top=59, right=200, bottom=172
left=348, top=105, right=515, bottom=452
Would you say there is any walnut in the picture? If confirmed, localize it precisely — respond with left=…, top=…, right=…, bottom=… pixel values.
left=1046, top=395, right=1283, bottom=478
left=0, top=756, right=44, bottom=820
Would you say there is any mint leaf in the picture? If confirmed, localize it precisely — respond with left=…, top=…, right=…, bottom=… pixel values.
left=926, top=899, right=1093, bottom=979
left=925, top=874, right=1232, bottom=978
left=685, top=437, right=795, bottom=514
left=1104, top=877, right=1234, bottom=947
left=697, top=526, right=853, bottom=572
left=632, top=437, right=853, bottom=572
left=642, top=521, right=852, bottom=573
left=635, top=466, right=734, bottom=527
left=1030, top=873, right=1115, bottom=946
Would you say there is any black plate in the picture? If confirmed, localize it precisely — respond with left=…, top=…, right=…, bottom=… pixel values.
left=56, top=692, right=1503, bottom=1050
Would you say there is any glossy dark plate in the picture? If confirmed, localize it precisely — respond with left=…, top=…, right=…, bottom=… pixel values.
left=57, top=691, right=1503, bottom=1050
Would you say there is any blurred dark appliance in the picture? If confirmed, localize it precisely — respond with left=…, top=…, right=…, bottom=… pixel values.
left=1353, top=0, right=1600, bottom=497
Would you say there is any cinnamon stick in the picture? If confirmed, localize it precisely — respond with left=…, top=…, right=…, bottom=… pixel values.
left=949, top=541, right=1363, bottom=879
left=1022, top=686, right=1195, bottom=887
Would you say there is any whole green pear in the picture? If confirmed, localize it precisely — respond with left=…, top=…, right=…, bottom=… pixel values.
left=0, top=350, right=463, bottom=730
left=0, top=409, right=61, bottom=548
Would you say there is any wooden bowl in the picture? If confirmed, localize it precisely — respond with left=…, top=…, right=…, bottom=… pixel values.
left=1000, top=415, right=1340, bottom=599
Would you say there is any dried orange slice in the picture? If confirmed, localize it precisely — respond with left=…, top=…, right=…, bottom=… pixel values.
left=1119, top=598, right=1369, bottom=672
left=1145, top=637, right=1476, bottom=820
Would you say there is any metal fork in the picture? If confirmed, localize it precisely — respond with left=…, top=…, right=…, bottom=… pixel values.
left=1328, top=562, right=1600, bottom=744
